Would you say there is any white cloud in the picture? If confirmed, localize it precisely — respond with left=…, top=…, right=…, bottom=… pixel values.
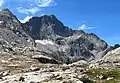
left=19, top=16, right=32, bottom=23
left=36, top=0, right=56, bottom=7
left=17, top=7, right=40, bottom=15
left=16, top=0, right=56, bottom=15
left=79, top=24, right=96, bottom=30
left=0, top=0, right=4, bottom=7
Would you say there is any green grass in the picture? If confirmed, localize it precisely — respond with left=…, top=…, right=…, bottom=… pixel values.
left=79, top=78, right=95, bottom=83
left=85, top=68, right=120, bottom=83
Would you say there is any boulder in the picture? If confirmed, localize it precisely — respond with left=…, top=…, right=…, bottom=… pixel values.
left=32, top=55, right=60, bottom=64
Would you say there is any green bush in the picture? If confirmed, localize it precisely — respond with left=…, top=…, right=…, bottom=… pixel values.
left=79, top=78, right=95, bottom=83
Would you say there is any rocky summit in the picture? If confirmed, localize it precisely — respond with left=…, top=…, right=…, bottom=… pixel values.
left=0, top=9, right=120, bottom=83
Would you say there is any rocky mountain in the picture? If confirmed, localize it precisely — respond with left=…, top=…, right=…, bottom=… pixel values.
left=0, top=8, right=113, bottom=64
left=24, top=15, right=111, bottom=63
left=0, top=9, right=120, bottom=83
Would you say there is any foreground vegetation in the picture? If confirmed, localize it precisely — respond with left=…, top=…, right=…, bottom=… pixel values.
left=84, top=68, right=120, bottom=83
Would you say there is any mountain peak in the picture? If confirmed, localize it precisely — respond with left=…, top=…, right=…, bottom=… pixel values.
left=1, top=8, right=13, bottom=15
left=29, top=15, right=57, bottom=21
left=50, top=15, right=57, bottom=19
left=2, top=8, right=10, bottom=11
left=25, top=14, right=73, bottom=39
left=41, top=14, right=57, bottom=18
left=39, top=14, right=58, bottom=22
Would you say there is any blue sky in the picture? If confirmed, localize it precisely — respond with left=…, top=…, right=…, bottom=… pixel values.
left=0, top=0, right=120, bottom=45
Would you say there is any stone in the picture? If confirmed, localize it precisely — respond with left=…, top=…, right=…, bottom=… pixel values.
left=30, top=81, right=40, bottom=83
left=61, top=64, right=70, bottom=71
left=78, top=74, right=88, bottom=79
left=19, top=76, right=25, bottom=82
left=56, top=76, right=63, bottom=80
left=75, top=81, right=83, bottom=83
left=30, top=65, right=40, bottom=71
left=2, top=70, right=10, bottom=76
left=32, top=55, right=60, bottom=64
left=0, top=70, right=10, bottom=78
left=68, top=60, right=88, bottom=67
left=107, top=77, right=113, bottom=80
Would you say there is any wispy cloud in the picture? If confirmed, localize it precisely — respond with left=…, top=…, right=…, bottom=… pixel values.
left=37, top=0, right=57, bottom=7
left=79, top=24, right=96, bottom=30
left=19, top=16, right=32, bottom=23
left=0, top=0, right=4, bottom=8
left=17, top=7, right=40, bottom=15
left=0, top=0, right=57, bottom=15
left=16, top=0, right=56, bottom=15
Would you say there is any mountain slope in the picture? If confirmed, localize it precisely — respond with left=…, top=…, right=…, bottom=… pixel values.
left=0, top=9, right=34, bottom=53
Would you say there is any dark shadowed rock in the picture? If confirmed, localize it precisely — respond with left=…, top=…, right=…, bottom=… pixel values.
left=25, top=15, right=73, bottom=40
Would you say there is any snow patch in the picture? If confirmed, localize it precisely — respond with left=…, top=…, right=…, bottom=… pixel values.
left=35, top=40, right=54, bottom=45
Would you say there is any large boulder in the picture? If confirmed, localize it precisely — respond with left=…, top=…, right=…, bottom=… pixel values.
left=32, top=55, right=61, bottom=64
left=102, top=47, right=120, bottom=63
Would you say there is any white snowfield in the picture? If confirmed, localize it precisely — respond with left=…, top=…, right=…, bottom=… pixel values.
left=35, top=40, right=54, bottom=45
